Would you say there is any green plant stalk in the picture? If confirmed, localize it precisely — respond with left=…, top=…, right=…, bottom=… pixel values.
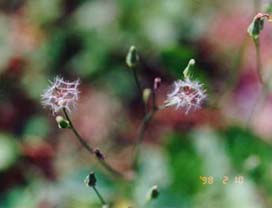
left=131, top=66, right=148, bottom=114
left=254, top=39, right=264, bottom=84
left=62, top=108, right=124, bottom=179
left=246, top=71, right=272, bottom=127
left=132, top=67, right=142, bottom=98
left=133, top=90, right=159, bottom=167
left=92, top=186, right=107, bottom=206
left=63, top=108, right=94, bottom=153
left=133, top=108, right=157, bottom=167
left=136, top=108, right=157, bottom=144
left=246, top=38, right=272, bottom=126
left=246, top=86, right=269, bottom=127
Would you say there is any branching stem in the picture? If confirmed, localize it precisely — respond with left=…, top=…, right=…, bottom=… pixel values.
left=62, top=108, right=124, bottom=179
left=133, top=89, right=160, bottom=166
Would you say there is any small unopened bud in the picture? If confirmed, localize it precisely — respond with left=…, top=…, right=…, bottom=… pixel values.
left=55, top=116, right=70, bottom=128
left=143, top=88, right=152, bottom=104
left=126, top=45, right=139, bottom=68
left=95, top=148, right=105, bottom=160
left=188, top=59, right=196, bottom=66
left=85, top=172, right=97, bottom=187
left=247, top=13, right=272, bottom=40
left=153, top=77, right=161, bottom=90
left=146, top=185, right=159, bottom=201
left=183, top=58, right=195, bottom=79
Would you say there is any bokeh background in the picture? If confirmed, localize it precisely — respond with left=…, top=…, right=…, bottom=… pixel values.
left=1, top=0, right=272, bottom=207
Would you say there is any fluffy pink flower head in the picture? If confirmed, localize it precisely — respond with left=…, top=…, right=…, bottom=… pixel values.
left=165, top=77, right=206, bottom=114
left=41, top=77, right=80, bottom=114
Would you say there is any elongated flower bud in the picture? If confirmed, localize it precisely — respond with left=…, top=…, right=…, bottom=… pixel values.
left=126, top=45, right=139, bottom=68
left=85, top=172, right=97, bottom=187
left=146, top=185, right=159, bottom=201
left=143, top=88, right=152, bottom=104
left=248, top=13, right=272, bottom=40
left=55, top=116, right=70, bottom=128
left=183, top=58, right=195, bottom=79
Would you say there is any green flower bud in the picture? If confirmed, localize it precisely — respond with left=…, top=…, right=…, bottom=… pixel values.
left=247, top=13, right=272, bottom=40
left=248, top=17, right=264, bottom=40
left=183, top=58, right=195, bottom=79
left=85, top=172, right=97, bottom=187
left=146, top=185, right=159, bottom=201
left=143, top=88, right=152, bottom=104
left=126, top=45, right=139, bottom=68
left=55, top=116, right=70, bottom=129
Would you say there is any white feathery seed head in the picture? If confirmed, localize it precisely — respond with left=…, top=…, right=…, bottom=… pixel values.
left=41, top=77, right=80, bottom=114
left=164, top=77, right=206, bottom=114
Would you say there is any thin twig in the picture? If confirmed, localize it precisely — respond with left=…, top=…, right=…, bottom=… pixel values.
left=246, top=85, right=269, bottom=127
left=129, top=64, right=160, bottom=167
left=131, top=67, right=148, bottom=114
left=92, top=186, right=107, bottom=205
left=254, top=39, right=264, bottom=84
left=63, top=108, right=94, bottom=154
left=132, top=67, right=142, bottom=97
left=246, top=71, right=272, bottom=127
left=134, top=84, right=159, bottom=148
left=62, top=108, right=124, bottom=179
left=246, top=38, right=267, bottom=127
left=133, top=107, right=158, bottom=167
left=136, top=109, right=157, bottom=145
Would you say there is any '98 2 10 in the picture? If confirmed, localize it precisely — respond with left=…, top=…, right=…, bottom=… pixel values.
left=199, top=176, right=244, bottom=185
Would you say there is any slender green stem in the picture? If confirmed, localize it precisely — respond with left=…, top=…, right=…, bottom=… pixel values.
left=129, top=65, right=161, bottom=166
left=254, top=39, right=264, bottom=84
left=246, top=71, right=272, bottom=127
left=132, top=77, right=164, bottom=167
left=62, top=108, right=124, bottom=179
left=136, top=109, right=157, bottom=144
left=92, top=186, right=107, bottom=205
left=63, top=108, right=94, bottom=154
left=98, top=158, right=124, bottom=179
left=246, top=86, right=269, bottom=127
left=134, top=90, right=159, bottom=148
left=131, top=67, right=148, bottom=113
left=247, top=38, right=266, bottom=126
left=133, top=107, right=158, bottom=167
left=132, top=67, right=142, bottom=97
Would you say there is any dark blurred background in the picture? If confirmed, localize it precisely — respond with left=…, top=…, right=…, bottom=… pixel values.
left=1, top=0, right=272, bottom=207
